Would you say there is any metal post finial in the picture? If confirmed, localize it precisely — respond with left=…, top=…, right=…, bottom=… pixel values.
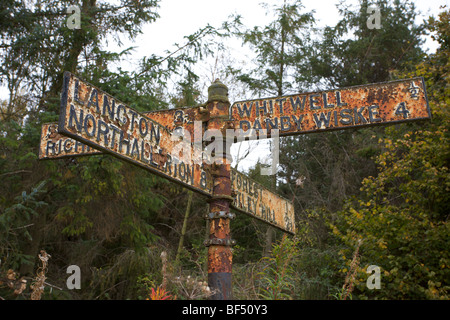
left=208, top=79, right=228, bottom=102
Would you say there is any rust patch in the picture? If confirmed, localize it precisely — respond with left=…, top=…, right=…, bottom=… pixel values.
left=39, top=123, right=101, bottom=159
left=230, top=168, right=295, bottom=235
left=208, top=246, right=232, bottom=273
left=58, top=72, right=213, bottom=196
left=231, top=77, right=431, bottom=138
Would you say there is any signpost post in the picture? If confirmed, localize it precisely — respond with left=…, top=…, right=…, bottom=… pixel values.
left=203, top=80, right=234, bottom=299
left=42, top=71, right=430, bottom=300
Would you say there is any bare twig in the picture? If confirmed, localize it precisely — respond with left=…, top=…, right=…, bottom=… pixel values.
left=30, top=250, right=51, bottom=300
left=0, top=170, right=32, bottom=177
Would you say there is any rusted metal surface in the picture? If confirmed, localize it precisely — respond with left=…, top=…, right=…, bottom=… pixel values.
left=143, top=107, right=203, bottom=142
left=52, top=73, right=297, bottom=235
left=58, top=72, right=213, bottom=196
left=207, top=196, right=233, bottom=276
left=40, top=122, right=296, bottom=234
left=205, top=80, right=233, bottom=300
left=231, top=168, right=295, bottom=235
left=39, top=123, right=101, bottom=159
left=231, top=77, right=431, bottom=137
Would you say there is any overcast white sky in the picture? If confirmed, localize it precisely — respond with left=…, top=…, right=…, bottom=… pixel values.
left=117, top=0, right=446, bottom=64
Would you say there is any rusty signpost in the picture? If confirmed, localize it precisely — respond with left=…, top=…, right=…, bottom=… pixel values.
left=42, top=71, right=430, bottom=300
left=58, top=72, right=213, bottom=197
left=39, top=123, right=295, bottom=236
left=202, top=80, right=233, bottom=299
left=50, top=72, right=295, bottom=299
left=231, top=77, right=430, bottom=137
left=230, top=168, right=295, bottom=234
left=39, top=122, right=101, bottom=159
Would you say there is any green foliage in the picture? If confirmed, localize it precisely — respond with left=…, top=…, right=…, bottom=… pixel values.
left=314, top=0, right=425, bottom=87
left=330, top=7, right=450, bottom=299
left=0, top=181, right=48, bottom=270
left=229, top=0, right=316, bottom=96
left=258, top=236, right=299, bottom=300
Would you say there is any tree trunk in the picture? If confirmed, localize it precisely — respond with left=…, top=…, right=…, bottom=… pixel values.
left=175, top=190, right=193, bottom=265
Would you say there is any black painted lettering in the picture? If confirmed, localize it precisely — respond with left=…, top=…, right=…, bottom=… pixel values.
left=368, top=105, right=382, bottom=122
left=309, top=94, right=321, bottom=110
left=119, top=130, right=130, bottom=155
left=323, top=92, right=334, bottom=109
left=140, top=141, right=149, bottom=164
left=280, top=116, right=291, bottom=131
left=200, top=171, right=207, bottom=189
left=248, top=181, right=254, bottom=197
left=268, top=100, right=274, bottom=114
left=253, top=119, right=262, bottom=130
left=313, top=112, right=332, bottom=129
left=102, top=95, right=115, bottom=119
left=256, top=101, right=266, bottom=116
left=243, top=177, right=248, bottom=193
left=289, top=96, right=307, bottom=112
left=75, top=140, right=84, bottom=153
left=239, top=120, right=251, bottom=131
left=150, top=123, right=161, bottom=145
left=87, top=89, right=100, bottom=113
left=354, top=106, right=367, bottom=124
left=74, top=79, right=83, bottom=105
left=139, top=117, right=148, bottom=137
left=129, top=110, right=138, bottom=131
left=186, top=164, right=194, bottom=185
left=149, top=145, right=159, bottom=167
left=336, top=91, right=347, bottom=107
left=63, top=139, right=73, bottom=153
left=292, top=115, right=304, bottom=130
left=116, top=104, right=127, bottom=124
left=339, top=109, right=353, bottom=125
left=178, top=162, right=186, bottom=180
left=237, top=102, right=253, bottom=118
left=109, top=124, right=121, bottom=149
left=265, top=117, right=279, bottom=130
left=68, top=104, right=83, bottom=132
left=164, top=154, right=172, bottom=174
left=173, top=159, right=178, bottom=178
left=46, top=141, right=56, bottom=156
left=276, top=98, right=286, bottom=114
left=247, top=196, right=253, bottom=213
left=174, top=110, right=183, bottom=123
left=130, top=139, right=140, bottom=158
left=97, top=119, right=109, bottom=144
left=84, top=114, right=96, bottom=137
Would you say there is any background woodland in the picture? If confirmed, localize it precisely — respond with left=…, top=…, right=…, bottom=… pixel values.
left=0, top=0, right=448, bottom=300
